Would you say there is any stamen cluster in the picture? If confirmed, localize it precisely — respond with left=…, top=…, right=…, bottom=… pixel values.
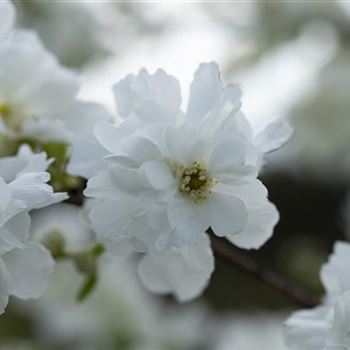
left=176, top=161, right=217, bottom=203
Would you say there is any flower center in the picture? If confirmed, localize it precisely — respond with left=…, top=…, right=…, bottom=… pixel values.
left=0, top=103, right=11, bottom=118
left=0, top=103, right=22, bottom=132
left=176, top=161, right=217, bottom=203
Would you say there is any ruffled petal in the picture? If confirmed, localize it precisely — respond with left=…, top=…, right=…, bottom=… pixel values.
left=254, top=116, right=293, bottom=154
left=138, top=233, right=214, bottom=302
left=3, top=242, right=54, bottom=299
left=208, top=189, right=248, bottom=237
left=114, top=68, right=181, bottom=123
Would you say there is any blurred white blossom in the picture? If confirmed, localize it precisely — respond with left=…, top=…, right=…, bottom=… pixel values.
left=285, top=242, right=350, bottom=350
left=0, top=1, right=112, bottom=164
left=0, top=145, right=66, bottom=314
left=20, top=257, right=214, bottom=350
left=30, top=203, right=95, bottom=252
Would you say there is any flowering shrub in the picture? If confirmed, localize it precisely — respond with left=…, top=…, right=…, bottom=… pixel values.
left=4, top=1, right=346, bottom=349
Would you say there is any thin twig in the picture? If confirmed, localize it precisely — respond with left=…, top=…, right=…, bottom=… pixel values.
left=210, top=232, right=319, bottom=309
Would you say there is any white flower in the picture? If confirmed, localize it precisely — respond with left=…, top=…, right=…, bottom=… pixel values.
left=0, top=4, right=111, bottom=150
left=285, top=241, right=350, bottom=350
left=30, top=202, right=95, bottom=252
left=320, top=241, right=350, bottom=304
left=88, top=122, right=278, bottom=250
left=285, top=293, right=350, bottom=350
left=0, top=146, right=67, bottom=314
left=0, top=31, right=79, bottom=141
left=85, top=62, right=289, bottom=300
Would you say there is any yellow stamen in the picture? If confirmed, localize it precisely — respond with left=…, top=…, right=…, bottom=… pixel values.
left=175, top=161, right=217, bottom=203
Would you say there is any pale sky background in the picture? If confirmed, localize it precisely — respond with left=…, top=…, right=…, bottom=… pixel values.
left=79, top=2, right=338, bottom=131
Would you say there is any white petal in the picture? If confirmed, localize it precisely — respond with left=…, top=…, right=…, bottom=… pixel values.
left=138, top=233, right=214, bottom=302
left=254, top=116, right=293, bottom=154
left=210, top=136, right=247, bottom=168
left=113, top=74, right=135, bottom=118
left=0, top=212, right=30, bottom=254
left=9, top=172, right=67, bottom=210
left=84, top=171, right=122, bottom=199
left=197, top=97, right=242, bottom=141
left=126, top=213, right=162, bottom=252
left=320, top=241, right=350, bottom=301
left=187, top=62, right=222, bottom=123
left=285, top=305, right=330, bottom=350
left=89, top=198, right=140, bottom=240
left=164, top=124, right=210, bottom=165
left=139, top=160, right=175, bottom=191
left=94, top=120, right=138, bottom=155
left=330, top=293, right=350, bottom=344
left=16, top=145, right=51, bottom=174
left=209, top=136, right=258, bottom=183
left=119, top=134, right=162, bottom=166
left=0, top=145, right=50, bottom=183
left=167, top=195, right=210, bottom=247
left=3, top=242, right=54, bottom=299
left=109, top=163, right=144, bottom=194
left=227, top=200, right=279, bottom=249
left=0, top=259, right=10, bottom=315
left=14, top=54, right=79, bottom=119
left=212, top=180, right=278, bottom=248
left=114, top=68, right=181, bottom=123
left=209, top=189, right=248, bottom=237
left=0, top=176, right=11, bottom=212
left=67, top=136, right=108, bottom=178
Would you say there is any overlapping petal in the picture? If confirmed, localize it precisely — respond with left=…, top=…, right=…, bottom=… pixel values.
left=138, top=233, right=214, bottom=302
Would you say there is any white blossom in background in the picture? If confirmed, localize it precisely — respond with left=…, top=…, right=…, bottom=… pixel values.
left=16, top=1, right=107, bottom=68
left=285, top=241, right=350, bottom=350
left=19, top=256, right=214, bottom=350
left=0, top=31, right=79, bottom=142
left=285, top=293, right=350, bottom=350
left=0, top=1, right=112, bottom=162
left=20, top=201, right=215, bottom=349
left=0, top=145, right=67, bottom=314
left=30, top=203, right=96, bottom=252
left=84, top=62, right=291, bottom=301
left=217, top=313, right=288, bottom=350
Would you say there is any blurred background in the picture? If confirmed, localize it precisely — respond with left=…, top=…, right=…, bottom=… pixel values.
left=2, top=1, right=350, bottom=349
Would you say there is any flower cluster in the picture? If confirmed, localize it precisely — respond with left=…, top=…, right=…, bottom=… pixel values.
left=0, top=0, right=111, bottom=175
left=285, top=241, right=350, bottom=349
left=0, top=0, right=292, bottom=313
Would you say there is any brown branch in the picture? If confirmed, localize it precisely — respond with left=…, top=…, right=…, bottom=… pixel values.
left=66, top=186, right=319, bottom=308
left=210, top=232, right=319, bottom=309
